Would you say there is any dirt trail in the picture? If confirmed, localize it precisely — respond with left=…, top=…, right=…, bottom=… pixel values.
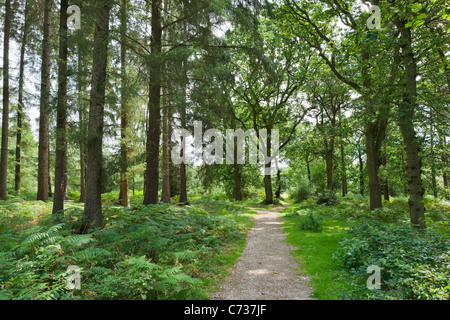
left=211, top=206, right=314, bottom=300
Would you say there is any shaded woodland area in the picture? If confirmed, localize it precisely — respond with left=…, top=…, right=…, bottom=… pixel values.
left=0, top=0, right=449, bottom=301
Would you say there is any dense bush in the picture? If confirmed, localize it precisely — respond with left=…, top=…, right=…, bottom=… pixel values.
left=333, top=222, right=450, bottom=300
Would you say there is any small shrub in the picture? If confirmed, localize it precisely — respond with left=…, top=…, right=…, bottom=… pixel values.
left=291, top=179, right=314, bottom=203
left=316, top=191, right=339, bottom=206
left=298, top=211, right=323, bottom=232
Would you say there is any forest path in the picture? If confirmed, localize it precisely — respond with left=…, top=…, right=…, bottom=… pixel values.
left=210, top=205, right=314, bottom=300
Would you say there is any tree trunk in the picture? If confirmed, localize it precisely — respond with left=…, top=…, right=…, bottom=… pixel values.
left=306, top=153, right=311, bottom=184
left=15, top=0, right=30, bottom=196
left=263, top=130, right=273, bottom=204
left=366, top=123, right=383, bottom=209
left=397, top=20, right=426, bottom=228
left=324, top=137, right=334, bottom=190
left=0, top=0, right=11, bottom=200
left=79, top=141, right=86, bottom=203
left=430, top=121, right=437, bottom=198
left=382, top=156, right=389, bottom=201
left=234, top=163, right=243, bottom=201
left=358, top=148, right=364, bottom=196
left=84, top=0, right=111, bottom=231
left=179, top=61, right=188, bottom=204
left=77, top=45, right=86, bottom=203
left=441, top=135, right=449, bottom=200
left=53, top=0, right=69, bottom=214
left=275, top=168, right=281, bottom=199
left=143, top=0, right=162, bottom=205
left=48, top=166, right=52, bottom=197
left=119, top=0, right=130, bottom=207
left=161, top=99, right=171, bottom=204
left=340, top=142, right=347, bottom=197
left=37, top=0, right=53, bottom=202
left=160, top=69, right=171, bottom=204
left=362, top=44, right=387, bottom=210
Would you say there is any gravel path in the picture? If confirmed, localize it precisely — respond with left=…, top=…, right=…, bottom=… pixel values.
left=210, top=206, right=314, bottom=300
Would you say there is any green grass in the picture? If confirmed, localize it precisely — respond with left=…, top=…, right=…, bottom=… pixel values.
left=279, top=206, right=351, bottom=300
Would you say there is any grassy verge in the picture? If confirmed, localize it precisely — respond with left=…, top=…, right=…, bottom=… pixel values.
left=279, top=205, right=351, bottom=300
left=279, top=195, right=450, bottom=300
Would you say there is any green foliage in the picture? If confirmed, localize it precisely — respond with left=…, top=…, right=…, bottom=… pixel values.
left=316, top=191, right=339, bottom=206
left=333, top=222, right=450, bottom=300
left=291, top=178, right=315, bottom=203
left=0, top=200, right=249, bottom=300
left=297, top=210, right=323, bottom=232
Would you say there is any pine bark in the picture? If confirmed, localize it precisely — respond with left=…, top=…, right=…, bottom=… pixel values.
left=53, top=0, right=69, bottom=214
left=84, top=0, right=111, bottom=231
left=37, top=0, right=53, bottom=202
left=143, top=0, right=162, bottom=205
left=120, top=0, right=130, bottom=207
left=77, top=45, right=86, bottom=203
left=0, top=0, right=11, bottom=200
left=15, top=0, right=30, bottom=196
left=178, top=58, right=188, bottom=204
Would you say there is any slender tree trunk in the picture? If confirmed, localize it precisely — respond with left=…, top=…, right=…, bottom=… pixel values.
left=178, top=104, right=188, bottom=204
left=362, top=44, right=387, bottom=210
left=15, top=0, right=30, bottom=196
left=53, top=0, right=69, bottom=214
left=234, top=163, right=243, bottom=201
left=84, top=0, right=111, bottom=231
left=429, top=121, right=437, bottom=198
left=306, top=153, right=311, bottom=184
left=358, top=148, right=364, bottom=196
left=275, top=168, right=281, bottom=199
left=263, top=129, right=273, bottom=204
left=382, top=156, right=389, bottom=201
left=160, top=72, right=171, bottom=203
left=324, top=137, right=334, bottom=190
left=37, top=0, right=53, bottom=202
left=48, top=165, right=52, bottom=197
left=120, top=0, right=130, bottom=207
left=179, top=61, right=188, bottom=204
left=143, top=0, right=162, bottom=205
left=79, top=140, right=86, bottom=202
left=340, top=142, right=347, bottom=197
left=0, top=0, right=11, bottom=200
left=397, top=20, right=426, bottom=228
left=441, top=135, right=449, bottom=200
left=161, top=97, right=171, bottom=203
left=77, top=46, right=86, bottom=203
left=366, top=123, right=383, bottom=209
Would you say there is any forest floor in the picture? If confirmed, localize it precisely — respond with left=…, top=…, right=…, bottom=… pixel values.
left=210, top=204, right=315, bottom=300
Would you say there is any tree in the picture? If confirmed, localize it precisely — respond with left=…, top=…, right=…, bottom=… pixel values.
left=143, top=0, right=162, bottom=205
left=120, top=0, right=130, bottom=207
left=37, top=0, right=53, bottom=202
left=84, top=0, right=112, bottom=231
left=14, top=0, right=32, bottom=196
left=0, top=0, right=11, bottom=200
left=53, top=0, right=69, bottom=214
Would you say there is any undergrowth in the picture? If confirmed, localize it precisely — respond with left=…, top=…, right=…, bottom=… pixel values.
left=281, top=195, right=450, bottom=300
left=0, top=200, right=252, bottom=300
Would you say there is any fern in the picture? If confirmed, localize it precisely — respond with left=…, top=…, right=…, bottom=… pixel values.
left=71, top=247, right=112, bottom=263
